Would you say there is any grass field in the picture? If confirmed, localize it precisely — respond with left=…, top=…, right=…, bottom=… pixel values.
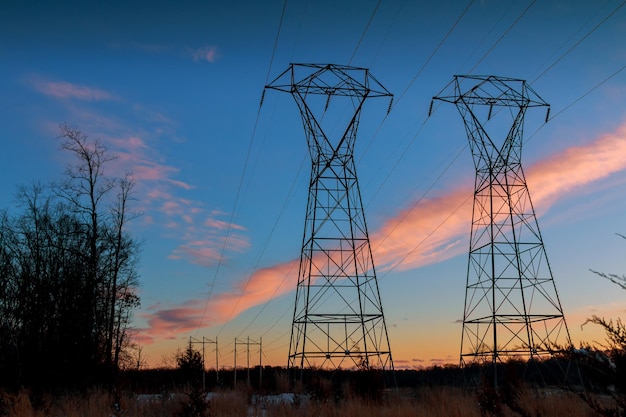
left=0, top=385, right=607, bottom=417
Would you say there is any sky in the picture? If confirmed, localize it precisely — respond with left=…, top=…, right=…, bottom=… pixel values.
left=1, top=0, right=626, bottom=370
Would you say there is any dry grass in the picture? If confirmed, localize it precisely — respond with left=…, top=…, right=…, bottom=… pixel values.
left=0, top=385, right=606, bottom=417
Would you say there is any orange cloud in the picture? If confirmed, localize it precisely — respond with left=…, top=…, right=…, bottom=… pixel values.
left=527, top=124, right=626, bottom=208
left=139, top=260, right=298, bottom=342
left=374, top=122, right=626, bottom=272
left=371, top=189, right=471, bottom=272
left=139, top=300, right=208, bottom=341
left=139, top=122, right=626, bottom=345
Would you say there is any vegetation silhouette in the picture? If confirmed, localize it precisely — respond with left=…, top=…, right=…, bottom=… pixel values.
left=0, top=124, right=141, bottom=392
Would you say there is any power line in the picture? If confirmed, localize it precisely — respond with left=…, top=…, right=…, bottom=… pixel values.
left=358, top=0, right=474, bottom=164
left=214, top=122, right=306, bottom=338
left=466, top=0, right=536, bottom=74
left=396, top=0, right=474, bottom=106
left=549, top=64, right=626, bottom=121
left=367, top=0, right=407, bottom=67
left=194, top=0, right=289, bottom=336
left=371, top=143, right=467, bottom=257
left=210, top=0, right=520, bottom=355
left=199, top=2, right=626, bottom=362
left=456, top=0, right=516, bottom=73
left=284, top=1, right=626, bottom=355
left=528, top=0, right=611, bottom=82
left=525, top=62, right=626, bottom=144
left=531, top=0, right=626, bottom=83
left=348, top=0, right=382, bottom=65
left=265, top=0, right=289, bottom=84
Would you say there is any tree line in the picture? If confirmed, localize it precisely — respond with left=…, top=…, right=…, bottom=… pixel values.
left=0, top=125, right=141, bottom=390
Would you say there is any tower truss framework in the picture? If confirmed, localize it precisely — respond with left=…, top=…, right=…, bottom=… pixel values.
left=265, top=63, right=394, bottom=374
left=432, top=75, right=571, bottom=377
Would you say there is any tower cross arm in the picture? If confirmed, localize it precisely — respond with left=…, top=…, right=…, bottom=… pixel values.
left=264, top=63, right=392, bottom=99
left=429, top=75, right=550, bottom=119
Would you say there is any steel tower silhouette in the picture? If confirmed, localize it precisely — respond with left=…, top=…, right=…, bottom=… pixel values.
left=265, top=64, right=394, bottom=373
left=432, top=75, right=571, bottom=381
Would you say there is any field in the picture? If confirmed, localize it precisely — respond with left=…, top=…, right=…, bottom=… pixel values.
left=0, top=385, right=606, bottom=417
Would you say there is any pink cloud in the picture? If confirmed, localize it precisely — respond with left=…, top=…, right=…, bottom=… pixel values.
left=527, top=124, right=626, bottom=208
left=162, top=201, right=182, bottom=216
left=168, top=179, right=194, bottom=190
left=204, top=217, right=246, bottom=231
left=106, top=138, right=193, bottom=190
left=32, top=79, right=114, bottom=101
left=169, top=226, right=251, bottom=266
left=371, top=189, right=471, bottom=272
left=102, top=135, right=245, bottom=268
left=133, top=163, right=178, bottom=182
left=191, top=46, right=218, bottom=63
left=31, top=75, right=241, bottom=273
left=138, top=122, right=626, bottom=344
left=109, top=136, right=148, bottom=152
left=169, top=244, right=221, bottom=267
left=139, top=300, right=208, bottom=340
left=139, top=260, right=298, bottom=342
left=372, top=122, right=626, bottom=272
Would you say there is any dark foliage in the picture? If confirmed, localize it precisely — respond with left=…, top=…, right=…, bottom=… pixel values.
left=177, top=341, right=205, bottom=385
left=179, top=384, right=211, bottom=417
left=0, top=125, right=141, bottom=391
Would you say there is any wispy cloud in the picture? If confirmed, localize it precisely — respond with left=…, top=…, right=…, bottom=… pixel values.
left=112, top=41, right=219, bottom=63
left=189, top=46, right=219, bottom=63
left=165, top=209, right=250, bottom=266
left=526, top=124, right=626, bottom=208
left=108, top=137, right=250, bottom=265
left=33, top=78, right=248, bottom=269
left=139, top=259, right=298, bottom=341
left=31, top=78, right=115, bottom=101
left=373, top=123, right=626, bottom=272
left=138, top=300, right=207, bottom=342
left=138, top=122, right=626, bottom=344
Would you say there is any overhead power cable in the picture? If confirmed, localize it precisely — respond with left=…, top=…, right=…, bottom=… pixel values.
left=456, top=1, right=515, bottom=72
left=525, top=62, right=626, bottom=144
left=531, top=0, right=626, bottom=83
left=216, top=0, right=394, bottom=343
left=348, top=0, right=382, bottom=65
left=466, top=0, right=536, bottom=74
left=359, top=0, right=474, bottom=163
left=396, top=0, right=474, bottom=107
left=528, top=0, right=610, bottom=82
left=208, top=2, right=626, bottom=359
left=194, top=0, right=289, bottom=336
left=368, top=0, right=407, bottom=67
left=217, top=157, right=306, bottom=339
left=216, top=0, right=484, bottom=353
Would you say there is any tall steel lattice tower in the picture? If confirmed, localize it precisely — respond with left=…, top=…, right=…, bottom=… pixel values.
left=432, top=75, right=571, bottom=382
left=265, top=64, right=394, bottom=373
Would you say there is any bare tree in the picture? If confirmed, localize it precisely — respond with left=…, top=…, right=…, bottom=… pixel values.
left=102, top=173, right=142, bottom=372
left=0, top=124, right=142, bottom=389
left=56, top=124, right=116, bottom=365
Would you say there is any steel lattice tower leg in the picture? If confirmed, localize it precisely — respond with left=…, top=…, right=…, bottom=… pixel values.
left=265, top=64, right=394, bottom=376
left=432, top=75, right=571, bottom=386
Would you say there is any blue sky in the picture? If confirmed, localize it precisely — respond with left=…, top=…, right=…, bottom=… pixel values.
left=1, top=0, right=626, bottom=369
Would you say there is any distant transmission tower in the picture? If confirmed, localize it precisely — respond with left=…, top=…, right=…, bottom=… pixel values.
left=265, top=64, right=394, bottom=375
left=431, top=75, right=571, bottom=385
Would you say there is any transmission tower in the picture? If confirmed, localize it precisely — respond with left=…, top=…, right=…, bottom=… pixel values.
left=265, top=64, right=394, bottom=375
left=431, top=75, right=571, bottom=385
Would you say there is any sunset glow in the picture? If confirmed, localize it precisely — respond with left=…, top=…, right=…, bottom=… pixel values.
left=1, top=0, right=625, bottom=370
